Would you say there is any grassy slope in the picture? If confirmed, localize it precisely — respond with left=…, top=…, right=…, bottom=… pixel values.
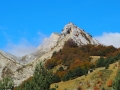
left=51, top=62, right=119, bottom=90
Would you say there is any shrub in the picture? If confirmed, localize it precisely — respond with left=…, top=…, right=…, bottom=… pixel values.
left=107, top=80, right=112, bottom=87
left=58, top=66, right=64, bottom=71
left=51, top=74, right=61, bottom=83
left=77, top=85, right=82, bottom=90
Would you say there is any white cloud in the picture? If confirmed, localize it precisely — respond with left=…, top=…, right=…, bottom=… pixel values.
left=94, top=32, right=120, bottom=48
left=37, top=31, right=48, bottom=44
left=4, top=39, right=37, bottom=57
left=3, top=31, right=48, bottom=57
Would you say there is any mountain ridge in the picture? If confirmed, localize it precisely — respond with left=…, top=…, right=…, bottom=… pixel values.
left=0, top=22, right=100, bottom=85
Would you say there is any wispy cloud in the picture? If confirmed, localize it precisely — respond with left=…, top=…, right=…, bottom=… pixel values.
left=4, top=39, right=37, bottom=57
left=3, top=31, right=48, bottom=57
left=37, top=31, right=48, bottom=44
left=94, top=32, right=120, bottom=48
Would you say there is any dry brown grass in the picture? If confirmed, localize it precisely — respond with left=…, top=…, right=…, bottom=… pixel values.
left=51, top=62, right=119, bottom=90
left=52, top=65, right=67, bottom=73
left=105, top=62, right=118, bottom=89
left=90, top=56, right=100, bottom=63
left=51, top=67, right=105, bottom=90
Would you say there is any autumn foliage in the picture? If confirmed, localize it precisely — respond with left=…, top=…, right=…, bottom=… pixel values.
left=13, top=39, right=120, bottom=90
left=77, top=85, right=82, bottom=90
left=45, top=39, right=120, bottom=83
left=93, top=85, right=99, bottom=90
left=45, top=39, right=118, bottom=70
left=107, top=80, right=113, bottom=87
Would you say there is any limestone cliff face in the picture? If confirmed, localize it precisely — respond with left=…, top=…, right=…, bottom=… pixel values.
left=60, top=22, right=99, bottom=45
left=0, top=22, right=100, bottom=86
left=0, top=50, right=21, bottom=80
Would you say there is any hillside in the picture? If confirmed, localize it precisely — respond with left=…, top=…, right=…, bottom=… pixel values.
left=51, top=61, right=119, bottom=90
left=46, top=39, right=120, bottom=90
left=13, top=39, right=120, bottom=90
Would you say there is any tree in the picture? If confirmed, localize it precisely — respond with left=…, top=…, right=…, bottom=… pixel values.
left=33, top=62, right=53, bottom=90
left=72, top=67, right=83, bottom=77
left=112, top=70, right=120, bottom=90
left=51, top=74, right=61, bottom=83
left=45, top=58, right=57, bottom=69
left=83, top=68, right=88, bottom=76
left=90, top=64, right=95, bottom=69
left=96, top=57, right=105, bottom=67
left=105, top=63, right=109, bottom=69
left=62, top=70, right=72, bottom=81
left=102, top=87, right=105, bottom=90
left=65, top=39, right=77, bottom=47
left=0, top=76, right=14, bottom=90
left=16, top=62, right=53, bottom=90
left=58, top=66, right=64, bottom=71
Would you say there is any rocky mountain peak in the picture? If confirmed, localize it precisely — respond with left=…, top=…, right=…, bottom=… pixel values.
left=49, top=33, right=60, bottom=42
left=37, top=33, right=60, bottom=52
left=62, top=22, right=75, bottom=34
left=0, top=22, right=100, bottom=86
left=60, top=22, right=99, bottom=46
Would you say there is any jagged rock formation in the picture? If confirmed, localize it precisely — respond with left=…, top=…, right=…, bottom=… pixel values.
left=60, top=22, right=99, bottom=45
left=0, top=22, right=100, bottom=86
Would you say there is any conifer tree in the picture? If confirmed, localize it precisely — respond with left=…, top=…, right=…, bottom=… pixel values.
left=16, top=62, right=53, bottom=90
left=0, top=76, right=14, bottom=90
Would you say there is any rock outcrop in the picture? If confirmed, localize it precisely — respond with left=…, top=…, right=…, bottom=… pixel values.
left=0, top=50, right=21, bottom=80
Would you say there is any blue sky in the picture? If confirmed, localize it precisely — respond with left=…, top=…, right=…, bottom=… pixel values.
left=0, top=0, right=120, bottom=56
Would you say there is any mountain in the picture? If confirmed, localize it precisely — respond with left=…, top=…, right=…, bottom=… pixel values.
left=0, top=22, right=100, bottom=85
left=18, top=22, right=99, bottom=65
